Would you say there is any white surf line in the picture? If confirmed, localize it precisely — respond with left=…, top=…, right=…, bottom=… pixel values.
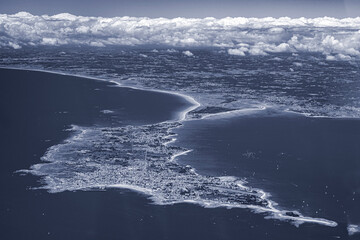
left=164, top=136, right=177, bottom=146
left=254, top=187, right=337, bottom=227
left=104, top=181, right=337, bottom=227
left=105, top=183, right=154, bottom=196
left=0, top=66, right=201, bottom=123
left=199, top=106, right=267, bottom=120
left=0, top=66, right=106, bottom=82
left=109, top=81, right=201, bottom=123
left=2, top=66, right=339, bottom=228
left=284, top=108, right=360, bottom=119
left=169, top=149, right=193, bottom=162
left=284, top=109, right=334, bottom=119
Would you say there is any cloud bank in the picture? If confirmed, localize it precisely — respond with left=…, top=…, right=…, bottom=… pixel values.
left=1, top=12, right=360, bottom=59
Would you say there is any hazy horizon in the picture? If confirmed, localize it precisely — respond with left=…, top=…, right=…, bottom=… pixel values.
left=1, top=0, right=360, bottom=18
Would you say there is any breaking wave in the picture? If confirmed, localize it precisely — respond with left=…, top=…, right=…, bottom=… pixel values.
left=348, top=224, right=360, bottom=236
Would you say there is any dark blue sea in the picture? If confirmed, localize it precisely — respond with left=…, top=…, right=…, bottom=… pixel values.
left=1, top=47, right=360, bottom=239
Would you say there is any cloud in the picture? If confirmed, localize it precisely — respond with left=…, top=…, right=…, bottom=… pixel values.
left=228, top=48, right=246, bottom=56
left=1, top=12, right=360, bottom=59
left=8, top=41, right=21, bottom=49
left=182, top=50, right=194, bottom=56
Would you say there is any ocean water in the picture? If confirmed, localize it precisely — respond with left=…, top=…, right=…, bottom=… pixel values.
left=174, top=110, right=360, bottom=231
left=1, top=47, right=360, bottom=239
left=1, top=47, right=360, bottom=118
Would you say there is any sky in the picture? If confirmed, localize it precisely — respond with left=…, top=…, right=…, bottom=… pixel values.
left=0, top=0, right=359, bottom=18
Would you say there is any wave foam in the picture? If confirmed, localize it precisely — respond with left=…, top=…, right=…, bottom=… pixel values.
left=19, top=122, right=337, bottom=227
left=348, top=224, right=360, bottom=236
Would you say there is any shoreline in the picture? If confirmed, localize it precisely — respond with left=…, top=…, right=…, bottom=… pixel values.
left=0, top=66, right=200, bottom=122
left=1, top=69, right=188, bottom=239
left=2, top=66, right=357, bottom=121
left=1, top=66, right=345, bottom=229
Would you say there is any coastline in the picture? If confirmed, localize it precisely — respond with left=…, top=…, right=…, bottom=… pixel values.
left=0, top=67, right=200, bottom=240
left=174, top=110, right=360, bottom=233
left=0, top=66, right=201, bottom=122
left=1, top=66, right=353, bottom=121
left=0, top=66, right=343, bottom=229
